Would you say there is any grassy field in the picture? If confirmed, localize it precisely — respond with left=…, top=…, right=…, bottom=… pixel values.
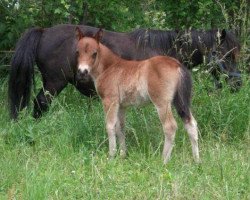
left=0, top=72, right=249, bottom=199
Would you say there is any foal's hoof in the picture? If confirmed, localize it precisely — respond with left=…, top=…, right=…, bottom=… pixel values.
left=195, top=158, right=202, bottom=165
left=108, top=155, right=115, bottom=161
left=163, top=156, right=171, bottom=165
left=163, top=159, right=170, bottom=165
left=120, top=150, right=127, bottom=159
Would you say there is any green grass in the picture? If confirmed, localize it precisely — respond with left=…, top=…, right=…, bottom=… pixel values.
left=0, top=73, right=249, bottom=199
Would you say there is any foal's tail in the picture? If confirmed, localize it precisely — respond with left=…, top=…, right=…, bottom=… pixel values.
left=8, top=28, right=43, bottom=120
left=173, top=66, right=192, bottom=122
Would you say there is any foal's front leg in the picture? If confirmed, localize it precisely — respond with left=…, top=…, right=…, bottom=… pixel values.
left=102, top=99, right=119, bottom=158
left=116, top=108, right=126, bottom=158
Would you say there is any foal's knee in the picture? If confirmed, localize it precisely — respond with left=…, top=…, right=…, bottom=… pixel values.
left=106, top=122, right=116, bottom=133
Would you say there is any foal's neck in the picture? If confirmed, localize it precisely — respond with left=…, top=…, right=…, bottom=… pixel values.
left=100, top=44, right=122, bottom=68
left=91, top=43, right=123, bottom=79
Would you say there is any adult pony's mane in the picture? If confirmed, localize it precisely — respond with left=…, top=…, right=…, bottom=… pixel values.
left=129, top=29, right=178, bottom=55
left=128, top=28, right=240, bottom=58
left=180, top=29, right=240, bottom=52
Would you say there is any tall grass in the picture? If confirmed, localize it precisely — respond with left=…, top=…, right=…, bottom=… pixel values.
left=0, top=72, right=249, bottom=199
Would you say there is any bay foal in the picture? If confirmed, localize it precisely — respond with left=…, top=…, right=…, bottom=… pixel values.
left=75, top=28, right=200, bottom=164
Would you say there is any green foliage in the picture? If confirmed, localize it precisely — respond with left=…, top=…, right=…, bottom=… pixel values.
left=0, top=1, right=249, bottom=198
left=1, top=0, right=249, bottom=49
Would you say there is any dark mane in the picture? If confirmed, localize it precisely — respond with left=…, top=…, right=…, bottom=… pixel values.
left=129, top=29, right=178, bottom=55
left=222, top=30, right=241, bottom=53
left=181, top=29, right=240, bottom=52
left=180, top=29, right=217, bottom=51
left=128, top=28, right=240, bottom=59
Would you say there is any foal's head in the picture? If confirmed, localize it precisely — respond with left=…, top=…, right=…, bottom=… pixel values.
left=75, top=27, right=103, bottom=81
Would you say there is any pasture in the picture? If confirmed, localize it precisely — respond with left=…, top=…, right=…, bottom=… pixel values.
left=0, top=71, right=249, bottom=199
left=1, top=0, right=249, bottom=199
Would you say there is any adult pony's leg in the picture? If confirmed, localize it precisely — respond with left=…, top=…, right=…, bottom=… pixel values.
left=156, top=103, right=177, bottom=164
left=74, top=80, right=97, bottom=97
left=33, top=79, right=67, bottom=118
left=116, top=108, right=126, bottom=158
left=184, top=113, right=200, bottom=163
left=102, top=98, right=120, bottom=158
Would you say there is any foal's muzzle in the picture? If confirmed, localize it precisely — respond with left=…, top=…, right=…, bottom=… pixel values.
left=76, top=69, right=90, bottom=82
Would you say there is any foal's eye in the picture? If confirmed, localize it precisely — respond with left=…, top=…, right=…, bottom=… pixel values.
left=92, top=52, right=97, bottom=59
left=76, top=50, right=79, bottom=55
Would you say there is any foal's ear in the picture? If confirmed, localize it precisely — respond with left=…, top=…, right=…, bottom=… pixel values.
left=75, top=27, right=84, bottom=40
left=94, top=28, right=103, bottom=43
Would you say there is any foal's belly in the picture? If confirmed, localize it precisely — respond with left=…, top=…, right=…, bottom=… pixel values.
left=119, top=79, right=150, bottom=107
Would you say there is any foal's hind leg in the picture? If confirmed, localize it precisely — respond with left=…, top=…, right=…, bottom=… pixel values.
left=184, top=113, right=200, bottom=163
left=156, top=103, right=177, bottom=164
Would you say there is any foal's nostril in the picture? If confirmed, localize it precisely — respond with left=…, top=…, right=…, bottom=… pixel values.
left=77, top=69, right=88, bottom=76
left=76, top=69, right=89, bottom=81
left=83, top=69, right=88, bottom=76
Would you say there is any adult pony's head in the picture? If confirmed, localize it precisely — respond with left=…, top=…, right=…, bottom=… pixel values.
left=199, top=29, right=241, bottom=91
left=75, top=27, right=103, bottom=80
left=178, top=29, right=242, bottom=91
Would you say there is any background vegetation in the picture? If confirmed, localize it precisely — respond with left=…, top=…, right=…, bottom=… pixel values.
left=0, top=0, right=249, bottom=50
left=0, top=0, right=249, bottom=199
left=0, top=0, right=249, bottom=72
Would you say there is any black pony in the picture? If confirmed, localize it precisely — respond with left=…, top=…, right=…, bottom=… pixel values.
left=9, top=24, right=242, bottom=119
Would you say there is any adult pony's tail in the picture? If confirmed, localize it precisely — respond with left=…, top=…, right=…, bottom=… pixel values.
left=8, top=28, right=43, bottom=120
left=173, top=66, right=193, bottom=122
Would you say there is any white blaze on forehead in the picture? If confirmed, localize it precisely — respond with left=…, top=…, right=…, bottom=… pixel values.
left=78, top=63, right=90, bottom=72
